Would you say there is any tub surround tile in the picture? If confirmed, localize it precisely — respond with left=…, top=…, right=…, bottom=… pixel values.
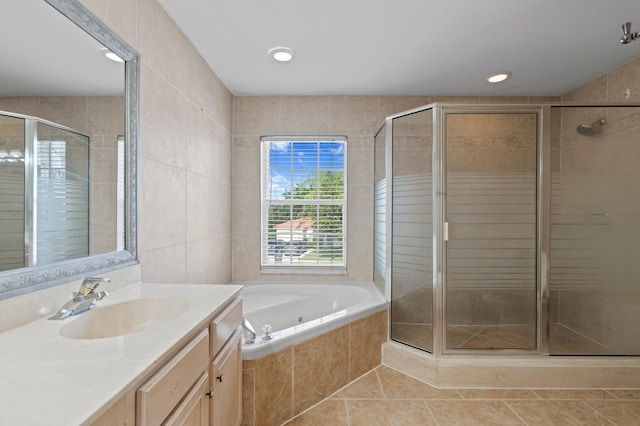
left=293, top=325, right=350, bottom=415
left=244, top=309, right=387, bottom=425
left=242, top=361, right=256, bottom=426
left=254, top=348, right=294, bottom=426
left=349, top=310, right=388, bottom=379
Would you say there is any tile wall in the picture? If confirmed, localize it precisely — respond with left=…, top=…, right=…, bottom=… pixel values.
left=242, top=309, right=387, bottom=426
left=231, top=95, right=556, bottom=283
left=80, top=0, right=234, bottom=284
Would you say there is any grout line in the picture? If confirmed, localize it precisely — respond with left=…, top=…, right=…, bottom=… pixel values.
left=375, top=367, right=387, bottom=399
left=503, top=400, right=528, bottom=425
left=422, top=399, right=440, bottom=426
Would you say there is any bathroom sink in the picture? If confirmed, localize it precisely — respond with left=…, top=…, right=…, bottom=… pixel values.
left=59, top=297, right=190, bottom=339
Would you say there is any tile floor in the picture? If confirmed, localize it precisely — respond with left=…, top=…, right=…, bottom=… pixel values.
left=284, top=365, right=640, bottom=425
left=392, top=322, right=616, bottom=355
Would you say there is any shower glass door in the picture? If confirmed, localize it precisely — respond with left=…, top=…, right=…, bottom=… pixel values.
left=444, top=111, right=537, bottom=351
left=0, top=114, right=26, bottom=271
left=549, top=106, right=640, bottom=355
left=390, top=109, right=433, bottom=352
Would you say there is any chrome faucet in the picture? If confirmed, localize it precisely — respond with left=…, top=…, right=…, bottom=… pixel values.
left=48, top=277, right=111, bottom=320
left=241, top=317, right=256, bottom=344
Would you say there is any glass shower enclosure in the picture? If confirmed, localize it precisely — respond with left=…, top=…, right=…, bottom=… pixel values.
left=0, top=111, right=90, bottom=271
left=375, top=103, right=640, bottom=356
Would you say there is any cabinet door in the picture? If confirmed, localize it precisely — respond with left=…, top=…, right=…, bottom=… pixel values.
left=138, top=330, right=210, bottom=425
left=164, top=372, right=210, bottom=426
left=210, top=330, right=242, bottom=426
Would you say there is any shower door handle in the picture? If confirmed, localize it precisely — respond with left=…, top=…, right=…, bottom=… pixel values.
left=444, top=222, right=449, bottom=242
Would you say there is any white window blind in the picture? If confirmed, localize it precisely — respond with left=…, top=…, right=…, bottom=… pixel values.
left=261, top=137, right=346, bottom=269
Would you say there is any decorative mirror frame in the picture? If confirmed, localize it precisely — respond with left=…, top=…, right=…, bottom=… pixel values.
left=0, top=0, right=139, bottom=299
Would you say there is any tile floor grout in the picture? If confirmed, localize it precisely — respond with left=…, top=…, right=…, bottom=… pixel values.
left=282, top=364, right=640, bottom=425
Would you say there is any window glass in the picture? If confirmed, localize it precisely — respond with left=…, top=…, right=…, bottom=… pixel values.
left=261, top=137, right=346, bottom=269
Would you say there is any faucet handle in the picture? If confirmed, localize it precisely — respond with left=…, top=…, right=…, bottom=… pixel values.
left=79, top=277, right=111, bottom=295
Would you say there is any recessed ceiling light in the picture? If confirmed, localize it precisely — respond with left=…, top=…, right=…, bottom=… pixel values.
left=101, top=47, right=124, bottom=63
left=486, top=72, right=511, bottom=83
left=268, top=47, right=295, bottom=62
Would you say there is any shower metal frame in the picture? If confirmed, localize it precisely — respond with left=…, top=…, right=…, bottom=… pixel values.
left=378, top=102, right=640, bottom=358
left=0, top=110, right=91, bottom=268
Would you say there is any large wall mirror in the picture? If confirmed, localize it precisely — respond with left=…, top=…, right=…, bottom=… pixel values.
left=0, top=0, right=138, bottom=299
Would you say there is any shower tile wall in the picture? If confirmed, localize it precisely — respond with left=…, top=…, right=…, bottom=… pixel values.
left=548, top=56, right=640, bottom=355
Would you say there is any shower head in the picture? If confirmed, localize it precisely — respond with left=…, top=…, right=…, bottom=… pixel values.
left=576, top=117, right=606, bottom=136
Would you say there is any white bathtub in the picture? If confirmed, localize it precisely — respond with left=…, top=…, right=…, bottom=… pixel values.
left=239, top=282, right=387, bottom=360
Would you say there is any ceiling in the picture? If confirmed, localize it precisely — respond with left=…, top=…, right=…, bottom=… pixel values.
left=159, top=0, right=640, bottom=97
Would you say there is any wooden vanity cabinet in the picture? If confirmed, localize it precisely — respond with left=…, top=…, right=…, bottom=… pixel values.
left=210, top=329, right=242, bottom=426
left=130, top=296, right=242, bottom=426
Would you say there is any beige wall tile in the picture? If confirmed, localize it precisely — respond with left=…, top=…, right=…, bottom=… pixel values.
left=185, top=43, right=216, bottom=118
left=139, top=244, right=186, bottom=283
left=213, top=73, right=234, bottom=132
left=606, top=56, right=640, bottom=103
left=349, top=309, right=388, bottom=379
left=140, top=64, right=188, bottom=168
left=255, top=348, right=294, bottom=426
left=186, top=236, right=231, bottom=283
left=280, top=96, right=330, bottom=134
left=232, top=143, right=260, bottom=185
left=139, top=158, right=186, bottom=250
left=562, top=75, right=608, bottom=102
left=242, top=361, right=256, bottom=426
left=137, top=0, right=187, bottom=93
left=234, top=97, right=280, bottom=136
left=329, top=96, right=380, bottom=136
left=186, top=173, right=223, bottom=242
left=293, top=325, right=350, bottom=414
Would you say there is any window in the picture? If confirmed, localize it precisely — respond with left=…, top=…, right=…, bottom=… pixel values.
left=261, top=137, right=346, bottom=270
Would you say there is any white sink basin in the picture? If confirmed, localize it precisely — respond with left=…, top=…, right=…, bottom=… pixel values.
left=59, top=297, right=190, bottom=339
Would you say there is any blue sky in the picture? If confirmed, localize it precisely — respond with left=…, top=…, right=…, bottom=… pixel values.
left=267, top=140, right=344, bottom=199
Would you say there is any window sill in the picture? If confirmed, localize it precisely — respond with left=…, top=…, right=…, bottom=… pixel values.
left=260, top=265, right=347, bottom=275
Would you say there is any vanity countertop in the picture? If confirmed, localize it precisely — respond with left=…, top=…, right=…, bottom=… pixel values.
left=0, top=282, right=242, bottom=425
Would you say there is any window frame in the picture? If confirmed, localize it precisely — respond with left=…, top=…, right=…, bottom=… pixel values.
left=260, top=136, right=347, bottom=274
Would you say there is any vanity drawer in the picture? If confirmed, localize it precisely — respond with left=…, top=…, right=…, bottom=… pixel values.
left=210, top=296, right=242, bottom=358
left=137, top=329, right=210, bottom=425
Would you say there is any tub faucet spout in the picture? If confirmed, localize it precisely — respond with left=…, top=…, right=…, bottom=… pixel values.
left=242, top=317, right=256, bottom=344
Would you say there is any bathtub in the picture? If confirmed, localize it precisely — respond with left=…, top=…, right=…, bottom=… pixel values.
left=239, top=282, right=387, bottom=360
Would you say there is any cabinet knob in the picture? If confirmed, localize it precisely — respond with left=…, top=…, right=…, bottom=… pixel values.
left=216, top=374, right=223, bottom=383
left=206, top=388, right=213, bottom=399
